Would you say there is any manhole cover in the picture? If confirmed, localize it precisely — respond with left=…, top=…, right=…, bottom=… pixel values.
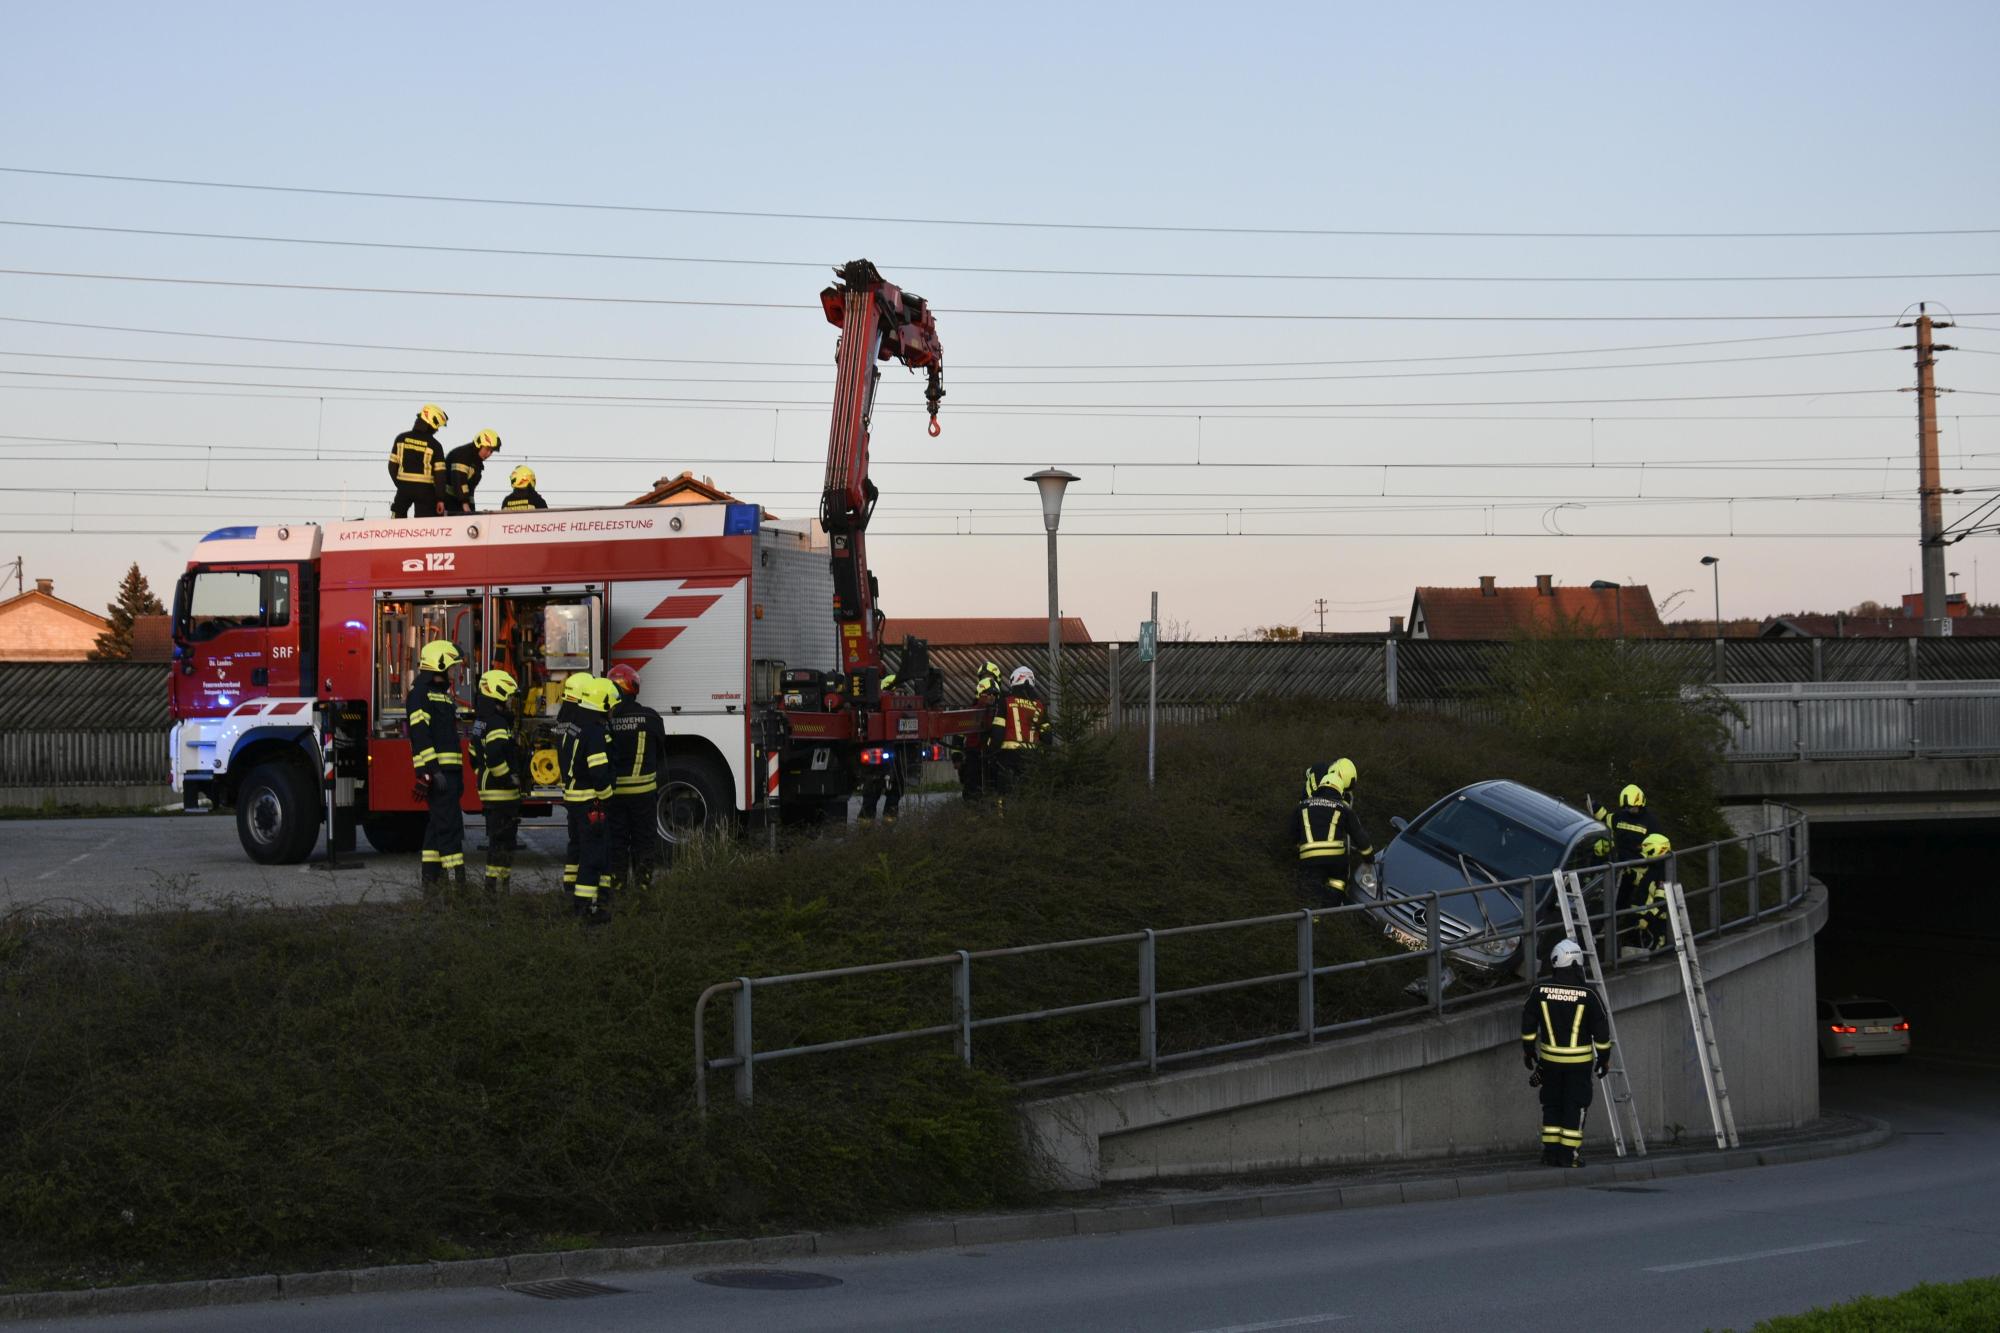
left=1595, top=1185, right=1666, bottom=1194
left=507, top=1278, right=627, bottom=1300
left=694, top=1269, right=844, bottom=1290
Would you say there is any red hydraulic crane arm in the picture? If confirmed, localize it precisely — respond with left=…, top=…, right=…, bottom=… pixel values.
left=818, top=258, right=944, bottom=671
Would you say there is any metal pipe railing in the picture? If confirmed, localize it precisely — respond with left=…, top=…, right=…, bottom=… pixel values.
left=694, top=807, right=1811, bottom=1111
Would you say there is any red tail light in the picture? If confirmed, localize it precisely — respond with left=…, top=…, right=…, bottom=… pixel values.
left=1893, top=1021, right=1910, bottom=1032
left=1829, top=1024, right=1857, bottom=1034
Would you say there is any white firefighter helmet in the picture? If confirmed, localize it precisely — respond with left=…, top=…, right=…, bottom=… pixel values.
left=1550, top=939, right=1586, bottom=970
left=1008, top=665, right=1036, bottom=689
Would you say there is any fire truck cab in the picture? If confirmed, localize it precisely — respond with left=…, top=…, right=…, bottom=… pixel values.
left=170, top=501, right=837, bottom=863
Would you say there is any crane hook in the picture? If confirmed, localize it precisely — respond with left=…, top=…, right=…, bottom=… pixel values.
left=928, top=416, right=942, bottom=438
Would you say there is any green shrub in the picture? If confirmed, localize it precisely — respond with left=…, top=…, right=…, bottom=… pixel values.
left=1738, top=1274, right=2000, bottom=1331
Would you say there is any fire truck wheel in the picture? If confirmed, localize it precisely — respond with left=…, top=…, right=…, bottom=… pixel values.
left=656, top=754, right=731, bottom=846
left=362, top=813, right=428, bottom=855
left=235, top=759, right=321, bottom=865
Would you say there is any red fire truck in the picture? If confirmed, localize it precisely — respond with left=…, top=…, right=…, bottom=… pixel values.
left=168, top=260, right=988, bottom=864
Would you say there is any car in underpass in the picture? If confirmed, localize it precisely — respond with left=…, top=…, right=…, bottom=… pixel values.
left=1351, top=779, right=1605, bottom=981
left=1818, top=996, right=1911, bottom=1060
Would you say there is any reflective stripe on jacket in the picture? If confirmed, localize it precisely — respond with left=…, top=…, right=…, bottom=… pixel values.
left=404, top=675, right=462, bottom=768
left=609, top=698, right=665, bottom=795
left=1520, top=978, right=1612, bottom=1065
left=559, top=718, right=613, bottom=801
left=390, top=431, right=437, bottom=485
left=471, top=699, right=522, bottom=802
left=1296, top=796, right=1373, bottom=860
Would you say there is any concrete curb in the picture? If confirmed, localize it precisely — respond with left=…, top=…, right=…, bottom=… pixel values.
left=0, top=1117, right=1890, bottom=1323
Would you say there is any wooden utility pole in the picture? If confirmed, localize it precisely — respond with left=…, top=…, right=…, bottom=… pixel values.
left=1314, top=598, right=1328, bottom=633
left=1906, top=304, right=1955, bottom=636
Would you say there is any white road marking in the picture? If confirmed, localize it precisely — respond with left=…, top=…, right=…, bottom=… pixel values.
left=34, top=834, right=119, bottom=882
left=1644, top=1238, right=1863, bottom=1273
left=1183, top=1315, right=1349, bottom=1333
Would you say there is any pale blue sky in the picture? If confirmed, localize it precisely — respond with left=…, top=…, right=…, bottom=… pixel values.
left=4, top=2, right=1998, bottom=634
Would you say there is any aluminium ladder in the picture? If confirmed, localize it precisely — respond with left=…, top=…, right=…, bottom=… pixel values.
left=1553, top=871, right=1645, bottom=1158
left=1663, top=881, right=1740, bottom=1149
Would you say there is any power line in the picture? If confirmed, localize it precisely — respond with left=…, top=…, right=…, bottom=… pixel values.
left=6, top=166, right=1995, bottom=240
left=0, top=312, right=1897, bottom=370
left=0, top=343, right=1893, bottom=387
left=6, top=217, right=1996, bottom=284
left=1, top=268, right=1984, bottom=323
left=0, top=366, right=1908, bottom=408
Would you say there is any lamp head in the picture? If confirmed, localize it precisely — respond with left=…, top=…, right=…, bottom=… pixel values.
left=1026, top=467, right=1079, bottom=533
left=1700, top=555, right=1720, bottom=567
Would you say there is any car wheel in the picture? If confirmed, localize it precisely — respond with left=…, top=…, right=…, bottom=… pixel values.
left=655, top=754, right=732, bottom=846
left=235, top=758, right=320, bottom=864
left=362, top=813, right=428, bottom=855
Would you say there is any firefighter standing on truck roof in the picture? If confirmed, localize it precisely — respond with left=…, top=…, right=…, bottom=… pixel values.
left=606, top=664, right=667, bottom=895
left=560, top=678, right=616, bottom=923
left=439, top=429, right=501, bottom=515
left=552, top=672, right=595, bottom=896
left=1522, top=939, right=1613, bottom=1167
left=1294, top=757, right=1375, bottom=906
left=470, top=667, right=524, bottom=896
left=389, top=404, right=448, bottom=519
left=406, top=638, right=466, bottom=893
left=501, top=465, right=547, bottom=511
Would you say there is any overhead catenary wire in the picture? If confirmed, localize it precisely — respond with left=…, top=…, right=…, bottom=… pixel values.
left=0, top=314, right=1901, bottom=370
left=5, top=217, right=1998, bottom=285
left=0, top=343, right=1897, bottom=387
left=5, top=165, right=1995, bottom=240
left=2, top=268, right=1990, bottom=323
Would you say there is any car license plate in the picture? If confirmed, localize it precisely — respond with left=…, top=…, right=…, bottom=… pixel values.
left=1864, top=1025, right=1890, bottom=1034
left=1383, top=922, right=1425, bottom=954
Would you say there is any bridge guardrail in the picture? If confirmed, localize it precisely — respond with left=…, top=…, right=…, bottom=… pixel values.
left=1717, top=682, right=2000, bottom=760
left=693, top=808, right=1810, bottom=1110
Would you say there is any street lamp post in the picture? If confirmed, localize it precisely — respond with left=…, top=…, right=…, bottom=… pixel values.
left=1027, top=468, right=1078, bottom=721
left=1700, top=556, right=1722, bottom=637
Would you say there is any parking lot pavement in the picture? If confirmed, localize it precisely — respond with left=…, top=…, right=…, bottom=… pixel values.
left=0, top=812, right=576, bottom=915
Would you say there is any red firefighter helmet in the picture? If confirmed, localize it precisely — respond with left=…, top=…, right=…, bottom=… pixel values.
left=606, top=663, right=642, bottom=697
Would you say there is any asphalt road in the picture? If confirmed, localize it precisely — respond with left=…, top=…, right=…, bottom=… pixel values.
left=0, top=793, right=958, bottom=915
left=31, top=1062, right=1998, bottom=1332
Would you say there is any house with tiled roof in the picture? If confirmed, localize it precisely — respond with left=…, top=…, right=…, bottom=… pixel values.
left=0, top=578, right=111, bottom=661
left=1408, top=575, right=1664, bottom=640
left=881, top=616, right=1093, bottom=646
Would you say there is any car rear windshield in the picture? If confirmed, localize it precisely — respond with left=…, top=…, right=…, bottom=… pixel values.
left=1834, top=1000, right=1899, bottom=1019
left=1406, top=798, right=1563, bottom=886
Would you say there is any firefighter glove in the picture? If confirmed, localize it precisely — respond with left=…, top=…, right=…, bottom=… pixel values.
left=1527, top=1067, right=1543, bottom=1089
left=1522, top=1049, right=1537, bottom=1072
left=412, top=775, right=432, bottom=803
left=587, top=801, right=606, bottom=827
left=1595, top=1057, right=1611, bottom=1080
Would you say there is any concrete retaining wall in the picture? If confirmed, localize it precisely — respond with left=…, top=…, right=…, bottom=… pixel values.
left=1023, top=885, right=1827, bottom=1189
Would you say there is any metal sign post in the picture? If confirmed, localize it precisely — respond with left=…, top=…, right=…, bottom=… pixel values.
left=1144, top=592, right=1159, bottom=787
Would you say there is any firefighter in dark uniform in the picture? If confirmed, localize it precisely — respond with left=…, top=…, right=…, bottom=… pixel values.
left=470, top=667, right=524, bottom=896
left=389, top=404, right=448, bottom=518
left=958, top=659, right=1003, bottom=803
left=405, top=638, right=466, bottom=891
left=1294, top=757, right=1375, bottom=905
left=552, top=672, right=595, bottom=897
left=502, top=465, right=548, bottom=511
left=859, top=672, right=905, bottom=825
left=1522, top=938, right=1613, bottom=1167
left=605, top=664, right=667, bottom=894
left=1594, top=784, right=1658, bottom=957
left=439, top=429, right=501, bottom=515
left=1626, top=832, right=1674, bottom=956
left=559, top=677, right=616, bottom=922
left=989, top=665, right=1049, bottom=799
